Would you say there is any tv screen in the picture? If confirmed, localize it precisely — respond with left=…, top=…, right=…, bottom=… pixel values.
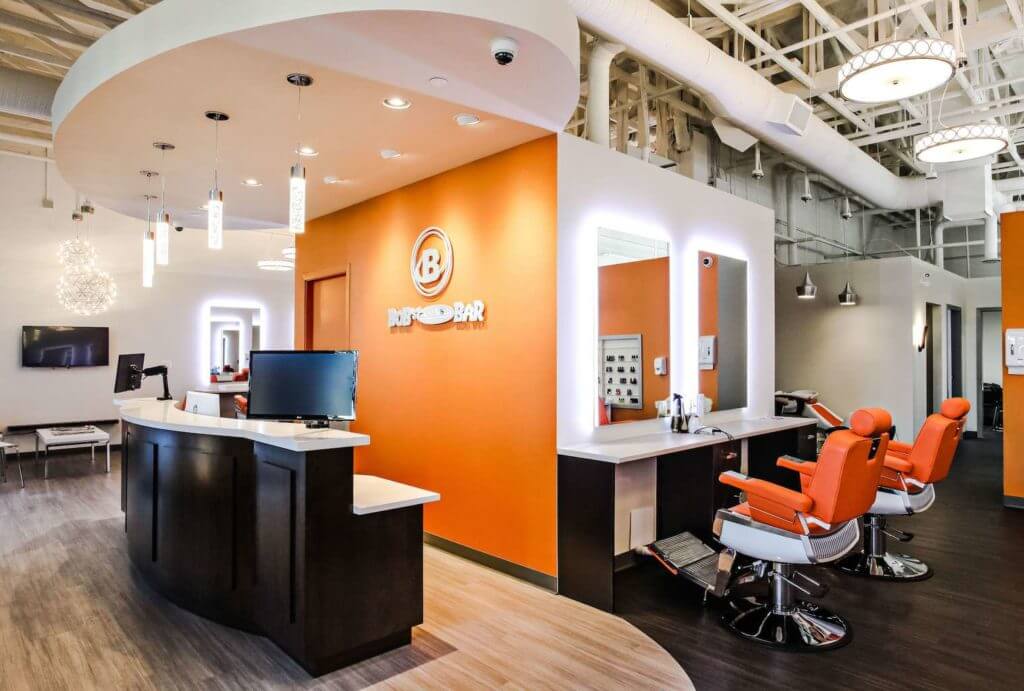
left=247, top=350, right=358, bottom=421
left=22, top=326, right=110, bottom=368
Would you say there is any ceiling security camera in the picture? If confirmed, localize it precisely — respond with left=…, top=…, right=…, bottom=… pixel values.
left=491, top=37, right=519, bottom=66
left=702, top=256, right=715, bottom=268
left=175, top=226, right=184, bottom=233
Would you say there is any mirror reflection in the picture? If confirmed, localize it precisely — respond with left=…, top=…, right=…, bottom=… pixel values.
left=597, top=228, right=670, bottom=425
left=209, top=306, right=262, bottom=382
left=698, top=252, right=747, bottom=412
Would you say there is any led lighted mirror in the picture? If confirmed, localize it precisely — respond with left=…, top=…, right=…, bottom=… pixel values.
left=208, top=306, right=262, bottom=381
left=597, top=228, right=670, bottom=425
left=698, top=252, right=747, bottom=412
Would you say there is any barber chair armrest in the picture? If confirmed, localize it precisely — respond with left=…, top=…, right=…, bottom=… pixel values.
left=777, top=456, right=817, bottom=476
left=888, top=440, right=913, bottom=457
left=883, top=455, right=914, bottom=474
left=719, top=471, right=814, bottom=513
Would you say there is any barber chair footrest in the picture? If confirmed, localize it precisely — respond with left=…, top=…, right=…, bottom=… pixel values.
left=835, top=551, right=932, bottom=581
left=723, top=598, right=851, bottom=651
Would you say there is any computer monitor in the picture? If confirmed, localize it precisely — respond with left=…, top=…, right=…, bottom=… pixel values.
left=247, top=350, right=358, bottom=422
left=114, top=353, right=145, bottom=393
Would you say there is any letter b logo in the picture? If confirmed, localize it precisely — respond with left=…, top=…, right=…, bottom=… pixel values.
left=410, top=227, right=453, bottom=298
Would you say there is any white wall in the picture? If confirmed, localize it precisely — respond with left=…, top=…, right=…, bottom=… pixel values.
left=982, top=311, right=1003, bottom=385
left=557, top=133, right=776, bottom=446
left=776, top=257, right=996, bottom=437
left=0, top=156, right=293, bottom=441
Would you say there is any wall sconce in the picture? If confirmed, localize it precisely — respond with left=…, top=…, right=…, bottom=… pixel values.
left=916, top=323, right=929, bottom=352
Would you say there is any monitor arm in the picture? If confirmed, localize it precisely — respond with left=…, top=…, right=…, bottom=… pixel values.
left=131, top=364, right=172, bottom=401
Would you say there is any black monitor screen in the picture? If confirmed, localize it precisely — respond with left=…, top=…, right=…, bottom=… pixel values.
left=22, top=326, right=109, bottom=368
left=247, top=350, right=358, bottom=421
left=114, top=353, right=145, bottom=393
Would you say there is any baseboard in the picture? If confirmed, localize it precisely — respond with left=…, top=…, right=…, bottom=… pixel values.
left=423, top=533, right=557, bottom=591
left=1003, top=495, right=1024, bottom=510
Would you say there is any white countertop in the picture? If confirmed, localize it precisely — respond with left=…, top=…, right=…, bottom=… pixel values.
left=116, top=398, right=369, bottom=452
left=557, top=416, right=817, bottom=464
left=191, top=382, right=249, bottom=394
left=353, top=475, right=440, bottom=515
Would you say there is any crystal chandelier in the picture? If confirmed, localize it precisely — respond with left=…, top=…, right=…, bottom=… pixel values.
left=56, top=205, right=117, bottom=315
left=57, top=264, right=117, bottom=316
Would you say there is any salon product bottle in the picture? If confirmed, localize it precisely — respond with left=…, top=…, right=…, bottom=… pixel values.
left=671, top=394, right=684, bottom=433
left=688, top=394, right=703, bottom=433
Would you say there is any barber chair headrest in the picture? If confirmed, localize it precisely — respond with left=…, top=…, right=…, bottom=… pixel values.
left=940, top=397, right=971, bottom=420
left=850, top=408, right=892, bottom=438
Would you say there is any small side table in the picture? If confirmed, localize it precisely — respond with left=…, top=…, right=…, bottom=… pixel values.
left=35, top=426, right=111, bottom=480
left=0, top=441, right=22, bottom=488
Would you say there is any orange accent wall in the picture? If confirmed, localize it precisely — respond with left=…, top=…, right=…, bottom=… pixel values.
left=698, top=252, right=719, bottom=407
left=598, top=257, right=670, bottom=422
left=295, top=136, right=558, bottom=574
left=1002, top=211, right=1024, bottom=502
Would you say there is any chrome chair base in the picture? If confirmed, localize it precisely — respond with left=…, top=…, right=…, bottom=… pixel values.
left=835, top=551, right=932, bottom=581
left=724, top=599, right=851, bottom=651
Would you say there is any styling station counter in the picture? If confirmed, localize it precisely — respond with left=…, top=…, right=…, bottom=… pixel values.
left=116, top=399, right=439, bottom=676
left=557, top=416, right=817, bottom=612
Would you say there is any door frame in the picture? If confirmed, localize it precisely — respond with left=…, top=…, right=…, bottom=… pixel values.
left=947, top=305, right=963, bottom=399
left=976, top=307, right=1003, bottom=439
left=303, top=265, right=351, bottom=350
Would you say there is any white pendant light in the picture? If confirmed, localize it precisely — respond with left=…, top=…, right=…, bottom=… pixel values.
left=153, top=142, right=175, bottom=266
left=914, top=122, right=1010, bottom=163
left=287, top=73, right=313, bottom=235
left=800, top=172, right=812, bottom=203
left=142, top=194, right=156, bottom=288
left=257, top=259, right=294, bottom=271
left=796, top=271, right=817, bottom=300
left=838, top=38, right=956, bottom=104
left=205, top=111, right=229, bottom=249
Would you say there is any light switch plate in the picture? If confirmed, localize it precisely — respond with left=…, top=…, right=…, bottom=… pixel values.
left=1007, top=328, right=1024, bottom=375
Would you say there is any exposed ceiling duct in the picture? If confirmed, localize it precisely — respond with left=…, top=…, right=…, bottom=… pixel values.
left=0, top=67, right=57, bottom=121
left=565, top=0, right=953, bottom=211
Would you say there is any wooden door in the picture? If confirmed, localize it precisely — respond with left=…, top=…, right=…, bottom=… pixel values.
left=306, top=273, right=349, bottom=350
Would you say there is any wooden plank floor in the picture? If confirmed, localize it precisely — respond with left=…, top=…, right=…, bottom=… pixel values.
left=0, top=451, right=691, bottom=690
left=614, top=432, right=1024, bottom=690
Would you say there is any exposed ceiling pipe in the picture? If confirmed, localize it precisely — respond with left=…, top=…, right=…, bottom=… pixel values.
left=586, top=40, right=625, bottom=147
left=984, top=212, right=1000, bottom=263
left=933, top=217, right=987, bottom=269
left=0, top=66, right=56, bottom=120
left=566, top=0, right=946, bottom=210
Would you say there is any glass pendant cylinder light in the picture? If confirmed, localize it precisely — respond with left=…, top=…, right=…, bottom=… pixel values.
left=142, top=194, right=156, bottom=288
left=153, top=142, right=175, bottom=265
left=205, top=111, right=229, bottom=249
left=287, top=73, right=314, bottom=235
left=914, top=122, right=1010, bottom=163
left=838, top=38, right=956, bottom=103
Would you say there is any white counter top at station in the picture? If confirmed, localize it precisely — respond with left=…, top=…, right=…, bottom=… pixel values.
left=353, top=475, right=440, bottom=515
left=115, top=398, right=369, bottom=452
left=190, top=382, right=249, bottom=394
left=557, top=416, right=817, bottom=464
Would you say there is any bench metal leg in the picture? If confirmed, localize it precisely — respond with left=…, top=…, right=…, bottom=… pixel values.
left=106, top=443, right=111, bottom=474
left=1, top=446, right=6, bottom=484
left=18, top=454, right=24, bottom=489
left=44, top=447, right=48, bottom=480
left=91, top=443, right=96, bottom=464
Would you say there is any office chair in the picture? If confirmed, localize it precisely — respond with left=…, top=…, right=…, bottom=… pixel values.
left=836, top=397, right=970, bottom=581
left=713, top=408, right=890, bottom=651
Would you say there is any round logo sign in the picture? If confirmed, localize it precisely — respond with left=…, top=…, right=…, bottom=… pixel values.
left=410, top=226, right=453, bottom=298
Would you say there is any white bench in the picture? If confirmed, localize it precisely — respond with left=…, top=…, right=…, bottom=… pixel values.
left=35, top=426, right=111, bottom=480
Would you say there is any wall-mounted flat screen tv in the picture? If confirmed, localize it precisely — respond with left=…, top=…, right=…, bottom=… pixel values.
left=22, top=326, right=110, bottom=368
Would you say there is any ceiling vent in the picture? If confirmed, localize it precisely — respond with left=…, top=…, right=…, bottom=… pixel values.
left=711, top=117, right=757, bottom=152
left=767, top=93, right=812, bottom=136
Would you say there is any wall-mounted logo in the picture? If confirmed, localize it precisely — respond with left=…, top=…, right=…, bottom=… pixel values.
left=388, top=227, right=486, bottom=329
left=411, top=227, right=453, bottom=297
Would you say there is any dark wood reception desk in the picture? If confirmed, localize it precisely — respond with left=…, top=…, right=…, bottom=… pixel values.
left=117, top=399, right=439, bottom=676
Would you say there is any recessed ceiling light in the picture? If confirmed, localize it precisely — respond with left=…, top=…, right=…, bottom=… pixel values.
left=380, top=149, right=403, bottom=160
left=296, top=145, right=319, bottom=157
left=429, top=76, right=448, bottom=88
left=383, top=96, right=411, bottom=110
left=241, top=178, right=262, bottom=187
left=323, top=175, right=348, bottom=185
left=455, top=113, right=481, bottom=127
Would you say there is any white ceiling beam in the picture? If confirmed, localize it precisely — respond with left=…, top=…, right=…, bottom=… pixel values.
left=0, top=9, right=92, bottom=48
left=1007, top=0, right=1024, bottom=30
left=0, top=38, right=70, bottom=68
left=851, top=96, right=1024, bottom=146
left=696, top=0, right=876, bottom=133
left=27, top=0, right=122, bottom=29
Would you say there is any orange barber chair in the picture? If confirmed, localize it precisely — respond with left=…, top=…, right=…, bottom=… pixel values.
left=233, top=395, right=248, bottom=419
left=836, top=397, right=970, bottom=580
left=713, top=408, right=890, bottom=650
